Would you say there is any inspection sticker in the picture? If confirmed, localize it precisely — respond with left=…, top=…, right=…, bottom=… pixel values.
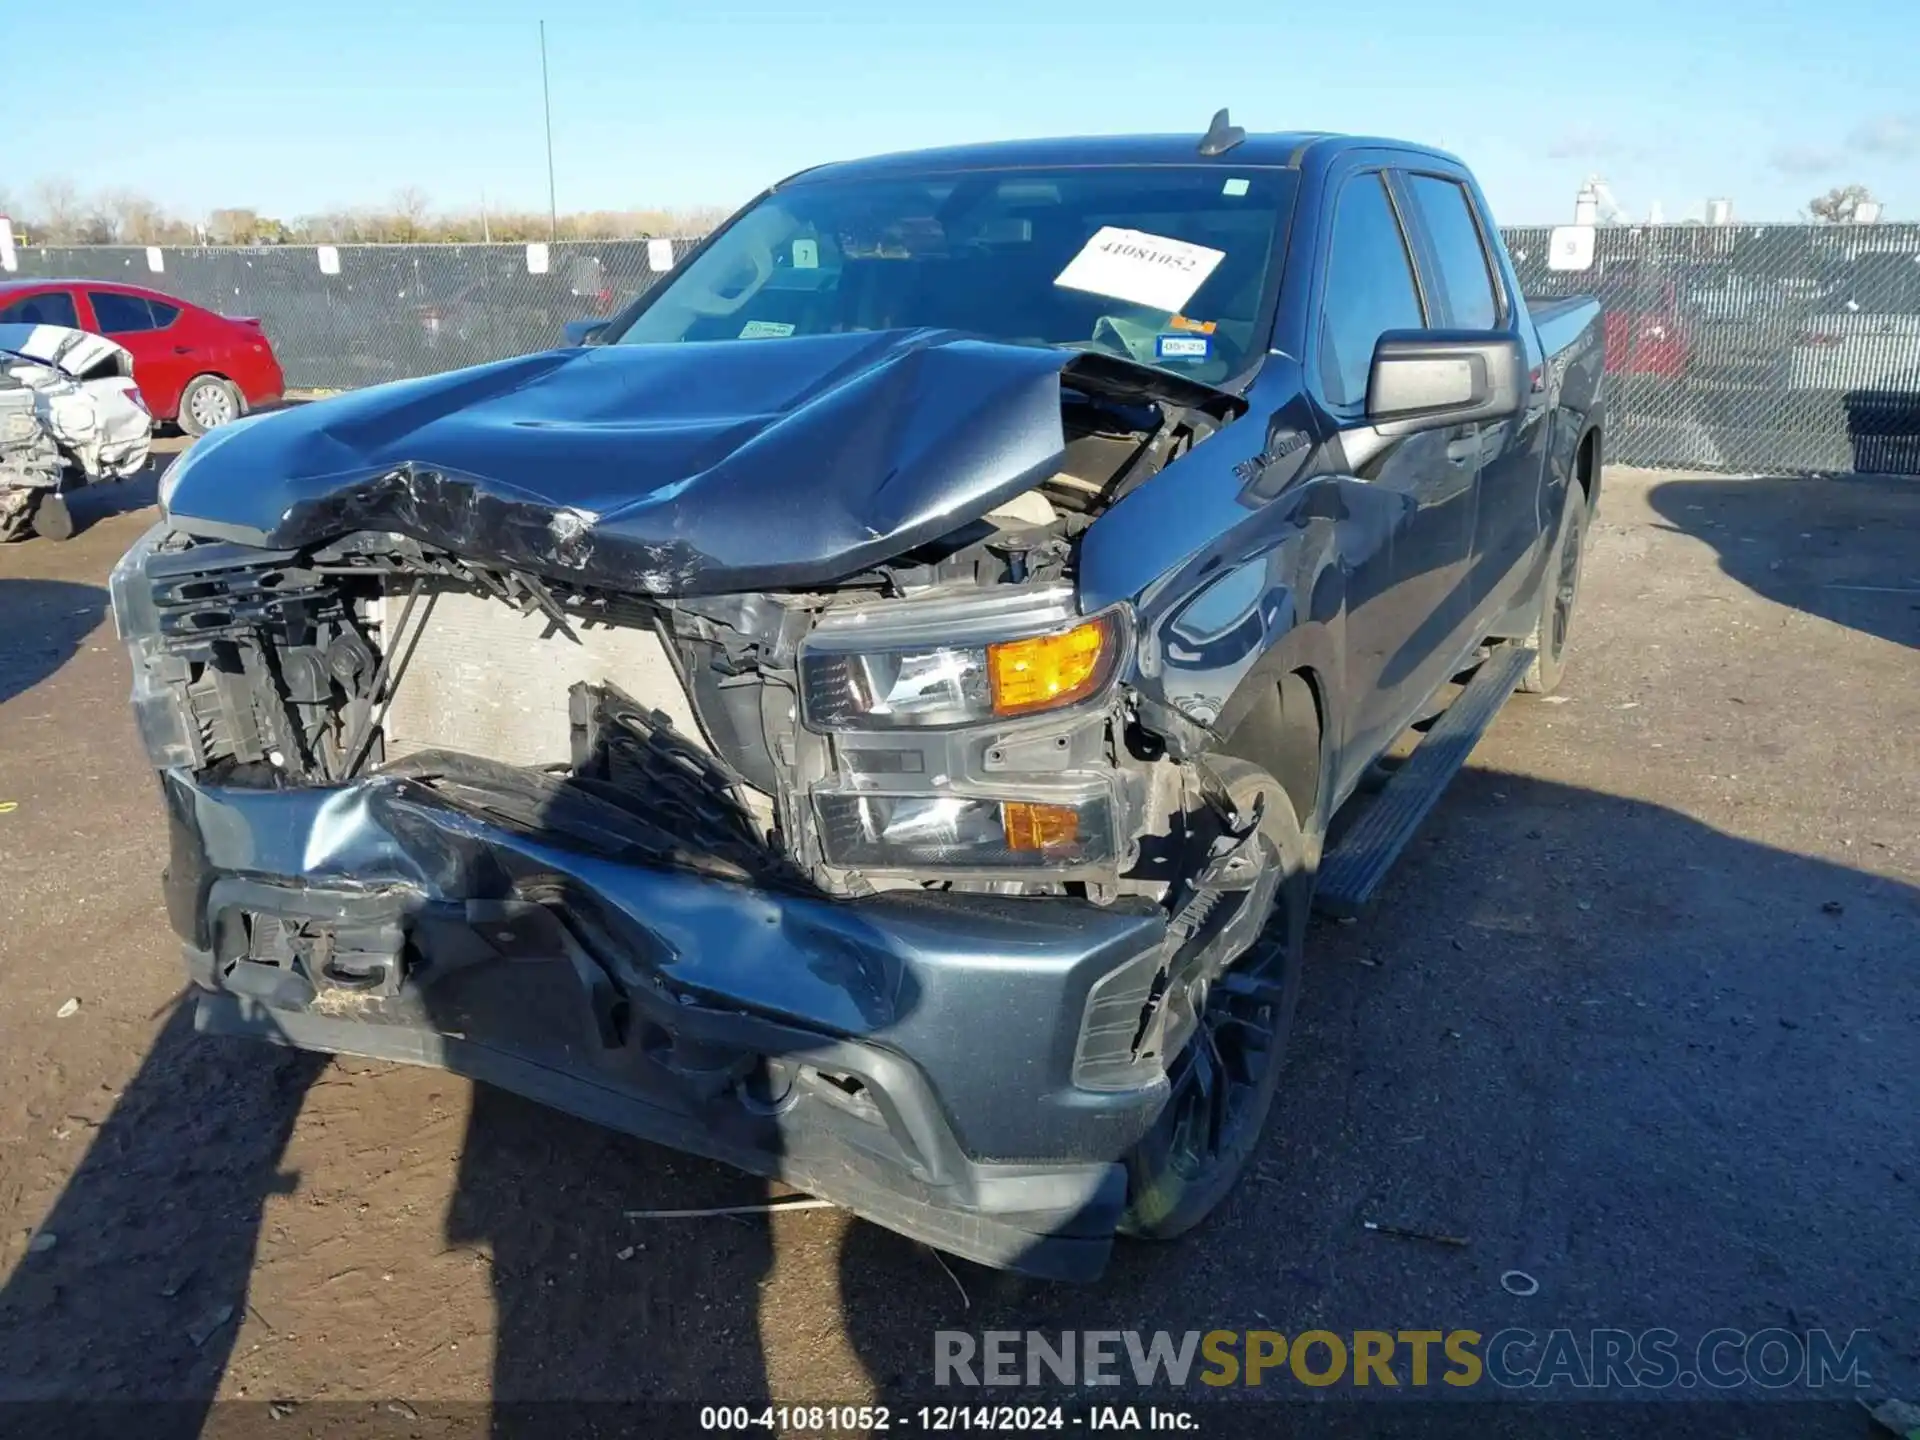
left=1054, top=227, right=1226, bottom=314
left=739, top=320, right=795, bottom=339
left=1155, top=333, right=1212, bottom=361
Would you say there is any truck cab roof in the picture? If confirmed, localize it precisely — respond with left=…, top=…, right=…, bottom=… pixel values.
left=782, top=131, right=1469, bottom=187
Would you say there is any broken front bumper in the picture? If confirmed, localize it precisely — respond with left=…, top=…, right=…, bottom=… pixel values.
left=160, top=768, right=1178, bottom=1280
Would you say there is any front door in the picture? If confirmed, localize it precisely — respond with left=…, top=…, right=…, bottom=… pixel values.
left=1309, top=169, right=1479, bottom=789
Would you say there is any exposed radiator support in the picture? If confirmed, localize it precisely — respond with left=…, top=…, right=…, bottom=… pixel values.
left=379, top=584, right=706, bottom=769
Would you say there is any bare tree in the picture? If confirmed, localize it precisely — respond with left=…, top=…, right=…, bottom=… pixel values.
left=390, top=187, right=432, bottom=243
left=101, top=189, right=169, bottom=244
left=1806, top=184, right=1878, bottom=223
left=31, top=178, right=84, bottom=243
left=12, top=182, right=730, bottom=247
left=207, top=208, right=264, bottom=245
left=74, top=210, right=119, bottom=246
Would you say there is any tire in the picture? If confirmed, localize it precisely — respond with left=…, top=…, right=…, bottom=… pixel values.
left=177, top=375, right=242, bottom=436
left=1518, top=478, right=1589, bottom=696
left=0, top=491, right=70, bottom=543
left=1119, top=758, right=1311, bottom=1240
left=33, top=493, right=74, bottom=542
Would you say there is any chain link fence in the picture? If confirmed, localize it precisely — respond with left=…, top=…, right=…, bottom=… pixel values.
left=10, top=226, right=1920, bottom=474
left=1506, top=223, right=1920, bottom=475
left=4, top=239, right=699, bottom=391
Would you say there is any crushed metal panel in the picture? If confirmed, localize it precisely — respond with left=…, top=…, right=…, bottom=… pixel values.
left=0, top=325, right=151, bottom=490
left=380, top=585, right=706, bottom=768
left=0, top=322, right=134, bottom=380
left=152, top=330, right=1240, bottom=594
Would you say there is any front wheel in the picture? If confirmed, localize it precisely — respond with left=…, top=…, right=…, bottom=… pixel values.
left=1518, top=478, right=1589, bottom=696
left=1120, top=760, right=1310, bottom=1240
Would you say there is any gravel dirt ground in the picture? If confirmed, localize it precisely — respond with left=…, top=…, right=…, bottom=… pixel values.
left=0, top=454, right=1914, bottom=1432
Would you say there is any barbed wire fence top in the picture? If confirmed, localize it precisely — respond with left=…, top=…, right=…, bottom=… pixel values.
left=9, top=225, right=1920, bottom=474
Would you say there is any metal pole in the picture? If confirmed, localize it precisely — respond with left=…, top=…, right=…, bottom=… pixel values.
left=540, top=20, right=558, bottom=242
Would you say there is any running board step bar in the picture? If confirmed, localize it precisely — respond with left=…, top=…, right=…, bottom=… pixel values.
left=1313, top=646, right=1534, bottom=918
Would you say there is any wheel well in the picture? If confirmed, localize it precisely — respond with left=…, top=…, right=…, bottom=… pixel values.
left=1217, top=668, right=1324, bottom=834
left=1575, top=427, right=1599, bottom=503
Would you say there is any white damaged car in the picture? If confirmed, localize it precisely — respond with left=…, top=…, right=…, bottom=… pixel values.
left=1, top=323, right=153, bottom=541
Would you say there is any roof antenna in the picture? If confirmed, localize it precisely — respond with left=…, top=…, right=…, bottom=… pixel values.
left=1198, top=108, right=1246, bottom=157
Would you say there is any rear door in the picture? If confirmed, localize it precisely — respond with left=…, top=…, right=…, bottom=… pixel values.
left=1396, top=170, right=1550, bottom=624
left=86, top=289, right=191, bottom=419
left=1306, top=166, right=1478, bottom=773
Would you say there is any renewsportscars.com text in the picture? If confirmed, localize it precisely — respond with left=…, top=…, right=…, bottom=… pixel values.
left=934, top=1328, right=1873, bottom=1391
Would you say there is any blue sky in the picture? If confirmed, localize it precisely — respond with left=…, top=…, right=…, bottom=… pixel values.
left=9, top=0, right=1919, bottom=226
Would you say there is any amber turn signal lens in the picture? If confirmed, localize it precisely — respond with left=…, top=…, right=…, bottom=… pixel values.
left=1001, top=801, right=1081, bottom=853
left=987, top=616, right=1113, bottom=716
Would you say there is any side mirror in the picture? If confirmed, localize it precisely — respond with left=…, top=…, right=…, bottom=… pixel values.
left=1366, top=331, right=1525, bottom=434
left=563, top=319, right=609, bottom=348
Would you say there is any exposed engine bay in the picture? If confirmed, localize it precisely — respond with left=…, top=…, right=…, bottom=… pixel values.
left=119, top=375, right=1239, bottom=910
left=0, top=324, right=152, bottom=541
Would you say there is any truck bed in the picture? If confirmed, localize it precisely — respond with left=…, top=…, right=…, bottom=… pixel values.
left=1528, top=294, right=1603, bottom=358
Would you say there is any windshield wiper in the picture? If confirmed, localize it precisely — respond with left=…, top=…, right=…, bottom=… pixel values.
left=1058, top=348, right=1246, bottom=418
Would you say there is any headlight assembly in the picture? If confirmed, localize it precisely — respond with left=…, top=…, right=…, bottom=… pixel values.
left=799, top=584, right=1127, bottom=731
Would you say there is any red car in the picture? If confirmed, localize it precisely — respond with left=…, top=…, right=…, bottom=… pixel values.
left=1591, top=261, right=1693, bottom=381
left=0, top=280, right=284, bottom=434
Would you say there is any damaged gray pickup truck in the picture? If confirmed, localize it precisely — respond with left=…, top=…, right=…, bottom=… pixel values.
left=111, top=121, right=1602, bottom=1280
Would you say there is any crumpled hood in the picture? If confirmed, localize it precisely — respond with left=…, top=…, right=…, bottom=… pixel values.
left=161, top=328, right=1088, bottom=594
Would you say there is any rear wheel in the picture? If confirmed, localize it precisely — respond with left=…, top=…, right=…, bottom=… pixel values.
left=1120, top=760, right=1310, bottom=1240
left=178, top=375, right=241, bottom=436
left=1518, top=478, right=1588, bottom=696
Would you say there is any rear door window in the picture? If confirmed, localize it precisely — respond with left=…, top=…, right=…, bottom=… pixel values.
left=0, top=289, right=80, bottom=327
left=1317, top=173, right=1426, bottom=408
left=1403, top=174, right=1503, bottom=330
left=90, top=291, right=159, bottom=333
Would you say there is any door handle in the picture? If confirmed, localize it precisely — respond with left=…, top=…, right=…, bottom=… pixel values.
left=173, top=345, right=193, bottom=355
left=1445, top=433, right=1479, bottom=467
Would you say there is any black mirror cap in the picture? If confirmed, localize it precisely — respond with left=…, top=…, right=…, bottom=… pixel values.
left=563, top=318, right=610, bottom=347
left=1365, top=330, right=1525, bottom=435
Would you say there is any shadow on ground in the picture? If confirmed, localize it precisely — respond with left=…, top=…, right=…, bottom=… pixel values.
left=1648, top=471, right=1920, bottom=649
left=0, top=579, right=108, bottom=706
left=59, top=468, right=161, bottom=535
left=0, top=772, right=1914, bottom=1430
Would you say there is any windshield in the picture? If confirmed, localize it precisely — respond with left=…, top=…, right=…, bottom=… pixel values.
left=608, top=165, right=1297, bottom=384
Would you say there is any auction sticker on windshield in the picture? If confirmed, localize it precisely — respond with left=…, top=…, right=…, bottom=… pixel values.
left=1054, top=227, right=1226, bottom=314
